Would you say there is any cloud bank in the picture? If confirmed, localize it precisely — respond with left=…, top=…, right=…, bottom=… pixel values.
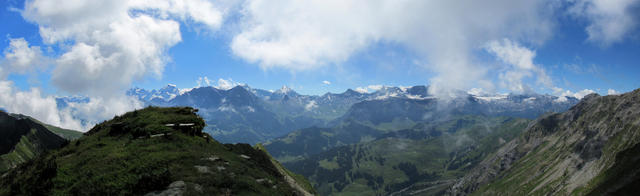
left=230, top=0, right=555, bottom=94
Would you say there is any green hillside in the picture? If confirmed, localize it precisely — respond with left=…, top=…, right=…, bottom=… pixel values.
left=32, top=118, right=83, bottom=140
left=451, top=89, right=640, bottom=195
left=0, top=107, right=315, bottom=196
left=283, top=115, right=530, bottom=195
left=0, top=112, right=68, bottom=173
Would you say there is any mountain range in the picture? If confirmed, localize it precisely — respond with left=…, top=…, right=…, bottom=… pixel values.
left=121, top=84, right=579, bottom=144
left=3, top=84, right=639, bottom=195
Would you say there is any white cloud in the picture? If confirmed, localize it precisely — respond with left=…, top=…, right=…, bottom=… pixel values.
left=568, top=0, right=640, bottom=46
left=353, top=84, right=387, bottom=94
left=0, top=0, right=223, bottom=131
left=195, top=77, right=241, bottom=90
left=230, top=0, right=554, bottom=95
left=63, top=95, right=143, bottom=130
left=607, top=88, right=620, bottom=95
left=574, top=89, right=597, bottom=99
left=304, top=100, right=318, bottom=111
left=322, top=80, right=331, bottom=85
left=557, top=88, right=597, bottom=100
left=485, top=39, right=553, bottom=94
left=215, top=78, right=241, bottom=90
left=367, top=85, right=383, bottom=91
left=1, top=38, right=47, bottom=77
left=354, top=87, right=368, bottom=93
left=21, top=0, right=225, bottom=97
left=467, top=88, right=488, bottom=96
left=0, top=80, right=142, bottom=131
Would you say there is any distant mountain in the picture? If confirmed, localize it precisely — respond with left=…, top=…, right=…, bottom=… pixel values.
left=0, top=107, right=315, bottom=196
left=265, top=92, right=579, bottom=161
left=127, top=84, right=181, bottom=102
left=0, top=111, right=73, bottom=173
left=129, top=85, right=385, bottom=144
left=145, top=86, right=325, bottom=144
left=472, top=93, right=580, bottom=119
left=449, top=89, right=640, bottom=195
left=128, top=84, right=579, bottom=144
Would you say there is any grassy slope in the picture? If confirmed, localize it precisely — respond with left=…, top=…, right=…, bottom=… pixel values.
left=20, top=115, right=82, bottom=140
left=0, top=116, right=69, bottom=173
left=40, top=123, right=82, bottom=140
left=256, top=143, right=317, bottom=195
left=469, top=90, right=640, bottom=195
left=0, top=107, right=313, bottom=196
left=284, top=115, right=529, bottom=195
left=0, top=130, right=41, bottom=172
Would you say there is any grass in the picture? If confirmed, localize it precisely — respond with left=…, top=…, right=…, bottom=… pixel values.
left=27, top=117, right=82, bottom=140
left=0, top=106, right=314, bottom=196
left=283, top=115, right=530, bottom=195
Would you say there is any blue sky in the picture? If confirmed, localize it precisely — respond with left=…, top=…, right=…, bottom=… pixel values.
left=0, top=0, right=639, bottom=130
left=1, top=0, right=639, bottom=96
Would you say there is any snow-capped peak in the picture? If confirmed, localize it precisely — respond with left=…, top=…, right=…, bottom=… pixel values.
left=276, top=85, right=293, bottom=94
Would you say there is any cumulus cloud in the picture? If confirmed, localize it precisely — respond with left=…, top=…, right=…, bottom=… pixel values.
left=322, top=80, right=331, bottom=85
left=0, top=0, right=224, bottom=131
left=568, top=0, right=640, bottom=46
left=63, top=95, right=143, bottom=130
left=354, top=87, right=368, bottom=93
left=21, top=0, right=225, bottom=97
left=367, top=85, right=383, bottom=91
left=574, top=89, right=596, bottom=98
left=0, top=80, right=142, bottom=131
left=195, top=77, right=241, bottom=90
left=230, top=0, right=554, bottom=95
left=467, top=88, right=488, bottom=96
left=1, top=38, right=48, bottom=77
left=304, top=100, right=318, bottom=111
left=555, top=88, right=596, bottom=101
left=353, top=85, right=385, bottom=93
left=607, top=88, right=620, bottom=95
left=215, top=78, right=241, bottom=90
left=485, top=39, right=553, bottom=94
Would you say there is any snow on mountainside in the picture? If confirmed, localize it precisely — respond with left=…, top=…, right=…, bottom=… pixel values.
left=54, top=84, right=581, bottom=144
left=126, top=84, right=181, bottom=102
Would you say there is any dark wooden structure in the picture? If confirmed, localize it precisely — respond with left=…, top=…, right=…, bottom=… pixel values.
left=164, top=123, right=202, bottom=136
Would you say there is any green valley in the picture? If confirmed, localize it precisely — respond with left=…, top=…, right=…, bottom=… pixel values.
left=281, top=115, right=530, bottom=195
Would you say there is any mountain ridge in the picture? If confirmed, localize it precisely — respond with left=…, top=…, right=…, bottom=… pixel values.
left=60, top=84, right=581, bottom=145
left=0, top=107, right=315, bottom=196
left=0, top=111, right=73, bottom=173
left=448, top=89, right=640, bottom=195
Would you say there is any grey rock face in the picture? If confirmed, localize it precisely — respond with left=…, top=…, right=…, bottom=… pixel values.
left=448, top=90, right=640, bottom=195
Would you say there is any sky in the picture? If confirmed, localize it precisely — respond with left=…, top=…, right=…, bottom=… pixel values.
left=0, top=0, right=639, bottom=130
